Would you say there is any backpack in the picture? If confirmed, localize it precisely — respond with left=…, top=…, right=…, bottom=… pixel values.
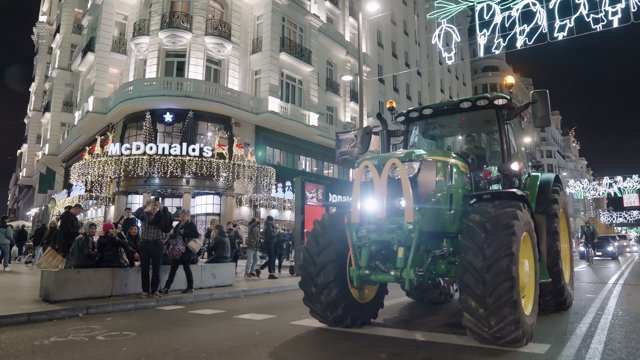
left=159, top=208, right=174, bottom=233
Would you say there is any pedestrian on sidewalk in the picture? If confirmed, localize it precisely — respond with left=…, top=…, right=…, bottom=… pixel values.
left=114, top=207, right=138, bottom=235
left=274, top=228, right=286, bottom=275
left=0, top=216, right=14, bottom=271
left=41, top=221, right=58, bottom=252
left=15, top=225, right=28, bottom=259
left=245, top=218, right=260, bottom=278
left=124, top=225, right=141, bottom=267
left=31, top=221, right=47, bottom=266
left=226, top=222, right=242, bottom=274
left=205, top=224, right=230, bottom=263
left=56, top=204, right=83, bottom=259
left=70, top=222, right=98, bottom=268
left=203, top=218, right=217, bottom=260
left=135, top=198, right=166, bottom=299
left=96, top=223, right=130, bottom=268
left=161, top=209, right=199, bottom=294
left=261, top=215, right=278, bottom=279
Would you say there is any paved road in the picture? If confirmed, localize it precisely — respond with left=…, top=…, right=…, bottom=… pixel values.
left=1, top=254, right=638, bottom=360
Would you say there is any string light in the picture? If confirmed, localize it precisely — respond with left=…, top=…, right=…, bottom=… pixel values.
left=70, top=155, right=276, bottom=198
left=566, top=175, right=640, bottom=199
left=235, top=193, right=294, bottom=213
left=599, top=210, right=640, bottom=224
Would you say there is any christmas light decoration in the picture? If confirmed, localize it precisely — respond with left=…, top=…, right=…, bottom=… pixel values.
left=428, top=0, right=639, bottom=64
left=142, top=111, right=155, bottom=144
left=566, top=175, right=640, bottom=199
left=235, top=193, right=294, bottom=213
left=70, top=155, right=276, bottom=198
left=599, top=210, right=640, bottom=224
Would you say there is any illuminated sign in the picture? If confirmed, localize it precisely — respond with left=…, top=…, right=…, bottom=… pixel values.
left=623, top=193, right=640, bottom=207
left=108, top=142, right=214, bottom=157
left=566, top=175, right=640, bottom=199
left=429, top=0, right=640, bottom=65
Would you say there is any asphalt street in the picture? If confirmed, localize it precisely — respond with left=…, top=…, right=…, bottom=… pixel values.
left=1, top=254, right=638, bottom=360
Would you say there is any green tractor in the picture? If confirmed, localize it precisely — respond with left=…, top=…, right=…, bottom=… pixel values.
left=298, top=90, right=574, bottom=347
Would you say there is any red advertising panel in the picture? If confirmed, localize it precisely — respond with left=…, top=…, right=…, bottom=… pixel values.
left=303, top=182, right=326, bottom=243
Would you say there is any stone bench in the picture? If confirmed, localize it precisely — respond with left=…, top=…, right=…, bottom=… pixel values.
left=40, top=263, right=235, bottom=302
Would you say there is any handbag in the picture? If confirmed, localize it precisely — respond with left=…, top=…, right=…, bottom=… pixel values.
left=166, top=236, right=186, bottom=260
left=187, top=238, right=202, bottom=253
left=36, top=247, right=66, bottom=270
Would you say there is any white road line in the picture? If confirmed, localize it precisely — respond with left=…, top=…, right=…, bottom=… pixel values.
left=290, top=318, right=550, bottom=354
left=155, top=305, right=185, bottom=311
left=384, top=296, right=412, bottom=307
left=234, top=313, right=276, bottom=320
left=557, top=254, right=638, bottom=360
left=586, top=254, right=638, bottom=360
left=188, top=309, right=226, bottom=315
left=574, top=264, right=587, bottom=271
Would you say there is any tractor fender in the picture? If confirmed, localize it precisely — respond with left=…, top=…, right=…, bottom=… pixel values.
left=533, top=173, right=563, bottom=214
left=467, top=189, right=533, bottom=212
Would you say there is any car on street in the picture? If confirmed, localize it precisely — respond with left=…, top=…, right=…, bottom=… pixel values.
left=594, top=235, right=622, bottom=260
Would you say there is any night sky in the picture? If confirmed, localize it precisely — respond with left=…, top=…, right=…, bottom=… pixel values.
left=1, top=1, right=639, bottom=215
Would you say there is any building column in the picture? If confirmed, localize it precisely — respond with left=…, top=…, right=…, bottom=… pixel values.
left=113, top=191, right=128, bottom=214
left=221, top=193, right=236, bottom=225
left=182, top=189, right=192, bottom=214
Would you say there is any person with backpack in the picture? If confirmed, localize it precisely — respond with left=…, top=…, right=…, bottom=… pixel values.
left=0, top=216, right=14, bottom=271
left=134, top=197, right=168, bottom=299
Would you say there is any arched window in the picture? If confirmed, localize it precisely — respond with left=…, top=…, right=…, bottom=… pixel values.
left=208, top=0, right=224, bottom=20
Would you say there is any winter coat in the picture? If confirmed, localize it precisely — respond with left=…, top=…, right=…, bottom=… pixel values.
left=264, top=220, right=276, bottom=244
left=32, top=225, right=47, bottom=247
left=247, top=221, right=260, bottom=250
left=274, top=232, right=286, bottom=255
left=210, top=231, right=230, bottom=261
left=71, top=235, right=98, bottom=268
left=170, top=220, right=199, bottom=262
left=97, top=234, right=130, bottom=267
left=15, top=228, right=28, bottom=247
left=57, top=210, right=81, bottom=255
left=0, top=224, right=13, bottom=246
left=42, top=228, right=58, bottom=251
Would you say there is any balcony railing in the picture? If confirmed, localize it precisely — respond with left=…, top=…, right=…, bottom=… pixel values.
left=251, top=36, right=262, bottom=54
left=161, top=11, right=192, bottom=32
left=132, top=19, right=149, bottom=37
left=350, top=89, right=359, bottom=103
left=111, top=36, right=127, bottom=55
left=205, top=19, right=231, bottom=40
left=61, top=101, right=74, bottom=113
left=280, top=37, right=312, bottom=65
left=325, top=77, right=340, bottom=96
left=72, top=23, right=83, bottom=35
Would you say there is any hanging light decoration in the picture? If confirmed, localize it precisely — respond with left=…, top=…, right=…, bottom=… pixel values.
left=235, top=193, right=294, bottom=213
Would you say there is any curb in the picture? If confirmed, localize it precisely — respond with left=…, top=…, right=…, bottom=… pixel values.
left=0, top=283, right=300, bottom=328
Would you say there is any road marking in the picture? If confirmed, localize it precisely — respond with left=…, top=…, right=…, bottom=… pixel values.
left=586, top=254, right=637, bottom=360
left=290, top=318, right=550, bottom=354
left=156, top=305, right=185, bottom=311
left=188, top=309, right=226, bottom=315
left=558, top=254, right=638, bottom=360
left=574, top=265, right=587, bottom=270
left=234, top=313, right=276, bottom=320
left=384, top=296, right=412, bottom=307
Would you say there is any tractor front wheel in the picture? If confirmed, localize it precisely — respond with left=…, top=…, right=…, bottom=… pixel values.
left=298, top=211, right=387, bottom=327
left=459, top=200, right=539, bottom=347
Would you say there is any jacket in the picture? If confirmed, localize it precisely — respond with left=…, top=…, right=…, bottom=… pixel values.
left=15, top=228, right=28, bottom=247
left=71, top=235, right=98, bottom=268
left=57, top=210, right=81, bottom=255
left=210, top=231, right=230, bottom=261
left=0, top=225, right=13, bottom=246
left=264, top=220, right=276, bottom=243
left=32, top=225, right=47, bottom=247
left=247, top=222, right=260, bottom=250
left=171, top=220, right=200, bottom=262
left=97, top=234, right=130, bottom=267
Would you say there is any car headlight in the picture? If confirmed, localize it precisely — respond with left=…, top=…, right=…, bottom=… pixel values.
left=579, top=245, right=585, bottom=251
left=389, top=161, right=420, bottom=179
left=607, top=246, right=614, bottom=251
left=633, top=245, right=638, bottom=251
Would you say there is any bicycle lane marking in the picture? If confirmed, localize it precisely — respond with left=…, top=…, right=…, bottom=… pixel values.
left=585, top=254, right=638, bottom=360
left=557, top=254, right=638, bottom=360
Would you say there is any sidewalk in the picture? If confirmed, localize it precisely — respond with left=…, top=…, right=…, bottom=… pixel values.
left=0, top=260, right=299, bottom=327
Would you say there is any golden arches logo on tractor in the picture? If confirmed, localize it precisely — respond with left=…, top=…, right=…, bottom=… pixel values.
left=351, top=158, right=415, bottom=224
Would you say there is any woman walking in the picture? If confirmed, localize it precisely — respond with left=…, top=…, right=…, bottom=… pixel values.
left=245, top=218, right=260, bottom=277
left=161, top=209, right=199, bottom=294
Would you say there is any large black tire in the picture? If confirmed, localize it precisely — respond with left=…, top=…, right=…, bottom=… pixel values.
left=298, top=211, right=387, bottom=327
left=458, top=200, right=539, bottom=347
left=539, top=183, right=575, bottom=311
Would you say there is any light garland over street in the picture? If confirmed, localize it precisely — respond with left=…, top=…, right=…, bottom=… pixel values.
left=599, top=210, right=640, bottom=224
left=565, top=175, right=640, bottom=199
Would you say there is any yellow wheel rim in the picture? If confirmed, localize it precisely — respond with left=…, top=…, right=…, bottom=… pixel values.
left=347, top=256, right=379, bottom=303
left=519, top=232, right=536, bottom=316
left=559, top=208, right=572, bottom=284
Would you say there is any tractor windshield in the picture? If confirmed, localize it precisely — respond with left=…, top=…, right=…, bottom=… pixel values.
left=407, top=108, right=502, bottom=170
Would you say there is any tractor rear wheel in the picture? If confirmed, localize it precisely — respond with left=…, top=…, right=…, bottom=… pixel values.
left=459, top=200, right=539, bottom=347
left=298, top=211, right=387, bottom=327
left=539, top=183, right=574, bottom=311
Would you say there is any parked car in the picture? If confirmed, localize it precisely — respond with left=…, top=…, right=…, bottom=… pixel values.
left=594, top=236, right=622, bottom=260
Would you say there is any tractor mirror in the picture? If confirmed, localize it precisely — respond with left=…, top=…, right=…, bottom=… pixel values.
left=356, top=126, right=373, bottom=155
left=530, top=90, right=551, bottom=128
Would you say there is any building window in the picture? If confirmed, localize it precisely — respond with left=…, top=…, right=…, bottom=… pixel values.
left=376, top=29, right=383, bottom=47
left=547, top=164, right=554, bottom=173
left=392, top=75, right=399, bottom=92
left=405, top=83, right=411, bottom=100
left=377, top=64, right=385, bottom=84
left=205, top=57, right=222, bottom=83
left=489, top=83, right=498, bottom=92
left=193, top=194, right=221, bottom=214
left=282, top=17, right=304, bottom=44
left=253, top=69, right=262, bottom=97
left=391, top=41, right=397, bottom=58
left=390, top=12, right=396, bottom=26
left=126, top=194, right=143, bottom=210
left=164, top=52, right=186, bottom=77
left=546, top=150, right=553, bottom=159
left=378, top=101, right=384, bottom=114
left=280, top=71, right=303, bottom=106
left=403, top=20, right=408, bottom=36
left=326, top=61, right=335, bottom=80
left=325, top=106, right=335, bottom=125
left=404, top=50, right=409, bottom=67
left=207, top=0, right=224, bottom=20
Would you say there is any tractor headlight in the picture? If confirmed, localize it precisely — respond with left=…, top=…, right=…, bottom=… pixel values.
left=607, top=246, right=614, bottom=251
left=360, top=197, right=379, bottom=213
left=390, top=161, right=420, bottom=179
